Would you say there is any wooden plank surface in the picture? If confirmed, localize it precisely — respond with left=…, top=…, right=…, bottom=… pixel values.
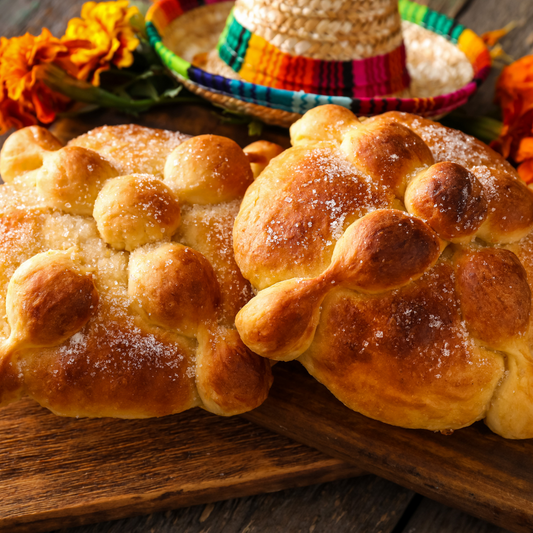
left=0, top=397, right=362, bottom=533
left=52, top=476, right=416, bottom=533
left=243, top=363, right=533, bottom=533
left=405, top=498, right=513, bottom=533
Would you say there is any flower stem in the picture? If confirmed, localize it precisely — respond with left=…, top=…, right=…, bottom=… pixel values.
left=39, top=63, right=201, bottom=113
left=440, top=112, right=503, bottom=144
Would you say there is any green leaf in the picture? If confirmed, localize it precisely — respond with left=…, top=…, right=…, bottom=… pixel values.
left=248, top=119, right=263, bottom=136
left=439, top=112, right=503, bottom=144
left=161, top=86, right=183, bottom=99
left=128, top=79, right=160, bottom=100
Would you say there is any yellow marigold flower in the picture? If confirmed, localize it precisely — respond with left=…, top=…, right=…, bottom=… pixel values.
left=64, top=0, right=141, bottom=85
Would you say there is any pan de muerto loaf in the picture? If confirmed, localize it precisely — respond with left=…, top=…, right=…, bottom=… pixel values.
left=0, top=124, right=276, bottom=418
left=233, top=105, right=533, bottom=439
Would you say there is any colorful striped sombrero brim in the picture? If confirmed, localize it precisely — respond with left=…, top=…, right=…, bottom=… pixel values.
left=146, top=0, right=491, bottom=127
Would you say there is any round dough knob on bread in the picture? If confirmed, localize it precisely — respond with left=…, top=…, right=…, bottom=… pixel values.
left=340, top=117, right=434, bottom=196
left=164, top=135, right=253, bottom=204
left=93, top=174, right=181, bottom=251
left=236, top=277, right=326, bottom=361
left=0, top=126, right=63, bottom=183
left=405, top=162, right=487, bottom=243
left=454, top=247, right=531, bottom=348
left=0, top=126, right=63, bottom=182
left=329, top=209, right=442, bottom=293
left=474, top=168, right=533, bottom=244
left=5, top=250, right=98, bottom=350
left=128, top=243, right=220, bottom=336
left=36, top=146, right=119, bottom=216
left=196, top=326, right=273, bottom=416
left=290, top=104, right=360, bottom=146
left=243, top=140, right=285, bottom=178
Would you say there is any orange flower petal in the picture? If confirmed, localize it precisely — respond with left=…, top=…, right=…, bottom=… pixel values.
left=0, top=97, right=38, bottom=134
left=91, top=64, right=110, bottom=87
left=518, top=159, right=533, bottom=184
left=516, top=137, right=533, bottom=163
left=481, top=22, right=517, bottom=47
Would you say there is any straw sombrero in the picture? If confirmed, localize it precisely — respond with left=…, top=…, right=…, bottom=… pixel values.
left=146, top=0, right=490, bottom=127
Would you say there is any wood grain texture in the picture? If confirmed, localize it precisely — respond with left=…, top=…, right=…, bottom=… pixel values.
left=243, top=363, right=533, bottom=533
left=405, top=498, right=513, bottom=533
left=51, top=475, right=415, bottom=533
left=423, top=0, right=470, bottom=18
left=0, top=397, right=361, bottom=533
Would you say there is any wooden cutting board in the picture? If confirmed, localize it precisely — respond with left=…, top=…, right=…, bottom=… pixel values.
left=243, top=363, right=533, bottom=533
left=0, top=394, right=361, bottom=533
left=4, top=360, right=531, bottom=533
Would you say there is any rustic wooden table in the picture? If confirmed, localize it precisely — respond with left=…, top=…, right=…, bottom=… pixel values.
left=1, top=0, right=533, bottom=532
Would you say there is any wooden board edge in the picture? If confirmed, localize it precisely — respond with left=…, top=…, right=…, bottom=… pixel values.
left=241, top=365, right=533, bottom=533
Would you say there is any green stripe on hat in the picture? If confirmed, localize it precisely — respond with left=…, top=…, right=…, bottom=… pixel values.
left=155, top=42, right=191, bottom=79
left=399, top=0, right=428, bottom=25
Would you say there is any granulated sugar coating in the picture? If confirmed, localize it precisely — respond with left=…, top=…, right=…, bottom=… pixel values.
left=0, top=124, right=272, bottom=418
left=233, top=105, right=533, bottom=439
left=70, top=125, right=189, bottom=179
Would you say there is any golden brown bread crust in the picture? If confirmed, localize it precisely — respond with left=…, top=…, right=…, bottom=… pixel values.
left=454, top=247, right=531, bottom=348
left=233, top=106, right=533, bottom=438
left=243, top=140, right=285, bottom=179
left=405, top=162, right=487, bottom=242
left=0, top=126, right=63, bottom=182
left=164, top=135, right=253, bottom=204
left=128, top=243, right=221, bottom=335
left=36, top=146, right=120, bottom=216
left=19, top=320, right=199, bottom=418
left=299, top=276, right=505, bottom=431
left=233, top=145, right=395, bottom=289
left=0, top=124, right=272, bottom=418
left=340, top=119, right=434, bottom=196
left=93, top=174, right=182, bottom=251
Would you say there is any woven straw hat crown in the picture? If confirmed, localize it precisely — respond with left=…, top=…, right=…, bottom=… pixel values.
left=235, top=0, right=403, bottom=60
left=218, top=0, right=410, bottom=97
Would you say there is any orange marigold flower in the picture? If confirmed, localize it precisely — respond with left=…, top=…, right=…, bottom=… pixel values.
left=0, top=35, right=38, bottom=133
left=0, top=28, right=80, bottom=101
left=0, top=98, right=39, bottom=134
left=492, top=55, right=533, bottom=184
left=64, top=0, right=141, bottom=85
left=0, top=29, right=85, bottom=133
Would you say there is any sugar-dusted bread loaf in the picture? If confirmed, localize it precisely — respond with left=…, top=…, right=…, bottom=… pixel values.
left=233, top=105, right=533, bottom=439
left=0, top=124, right=277, bottom=418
